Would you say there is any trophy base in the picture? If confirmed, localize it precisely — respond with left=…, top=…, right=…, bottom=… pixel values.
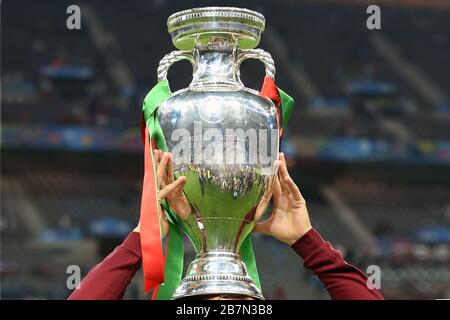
left=172, top=251, right=264, bottom=300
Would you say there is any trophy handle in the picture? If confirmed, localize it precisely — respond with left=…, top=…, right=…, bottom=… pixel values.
left=236, top=49, right=276, bottom=80
left=157, top=50, right=195, bottom=82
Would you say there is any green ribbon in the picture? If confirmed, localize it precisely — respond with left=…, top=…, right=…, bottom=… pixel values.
left=279, top=88, right=295, bottom=126
left=142, top=79, right=294, bottom=299
left=155, top=202, right=183, bottom=299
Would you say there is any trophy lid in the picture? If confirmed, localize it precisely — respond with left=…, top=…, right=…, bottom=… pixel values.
left=167, top=7, right=265, bottom=50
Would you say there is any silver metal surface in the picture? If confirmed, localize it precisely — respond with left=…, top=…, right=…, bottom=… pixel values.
left=167, top=7, right=265, bottom=50
left=157, top=7, right=279, bottom=300
left=173, top=252, right=263, bottom=300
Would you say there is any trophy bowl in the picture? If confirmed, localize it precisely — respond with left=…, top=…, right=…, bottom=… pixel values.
left=156, top=7, right=279, bottom=300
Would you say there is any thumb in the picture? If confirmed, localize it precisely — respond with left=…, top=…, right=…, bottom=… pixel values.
left=254, top=219, right=271, bottom=235
left=173, top=176, right=187, bottom=192
left=158, top=177, right=186, bottom=200
left=255, top=192, right=271, bottom=222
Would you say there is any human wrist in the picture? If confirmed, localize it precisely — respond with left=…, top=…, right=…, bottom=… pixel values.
left=290, top=228, right=325, bottom=260
left=285, top=225, right=313, bottom=246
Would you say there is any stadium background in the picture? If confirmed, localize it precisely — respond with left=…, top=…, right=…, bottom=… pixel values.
left=1, top=0, right=450, bottom=299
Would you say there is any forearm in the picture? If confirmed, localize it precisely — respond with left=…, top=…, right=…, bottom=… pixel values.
left=292, top=229, right=384, bottom=300
left=68, top=232, right=142, bottom=300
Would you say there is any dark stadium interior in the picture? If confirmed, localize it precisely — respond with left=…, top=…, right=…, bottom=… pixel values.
left=1, top=0, right=450, bottom=299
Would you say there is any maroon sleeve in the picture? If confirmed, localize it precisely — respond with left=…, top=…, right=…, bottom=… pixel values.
left=68, top=232, right=142, bottom=300
left=292, top=228, right=384, bottom=300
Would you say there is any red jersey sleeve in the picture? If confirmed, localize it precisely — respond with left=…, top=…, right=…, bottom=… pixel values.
left=67, top=232, right=142, bottom=300
left=292, top=228, right=384, bottom=300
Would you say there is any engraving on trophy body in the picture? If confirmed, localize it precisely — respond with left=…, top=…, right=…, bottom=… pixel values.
left=157, top=7, right=279, bottom=299
left=159, top=89, right=278, bottom=254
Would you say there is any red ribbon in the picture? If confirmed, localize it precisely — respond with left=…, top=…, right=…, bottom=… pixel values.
left=139, top=128, right=165, bottom=293
left=259, top=76, right=283, bottom=137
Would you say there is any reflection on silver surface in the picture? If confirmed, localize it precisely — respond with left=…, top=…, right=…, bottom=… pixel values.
left=157, top=7, right=279, bottom=300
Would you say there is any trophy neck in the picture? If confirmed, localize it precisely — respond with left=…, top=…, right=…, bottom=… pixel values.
left=190, top=36, right=243, bottom=90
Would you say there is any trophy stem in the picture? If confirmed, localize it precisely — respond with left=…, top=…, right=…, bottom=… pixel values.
left=172, top=251, right=264, bottom=300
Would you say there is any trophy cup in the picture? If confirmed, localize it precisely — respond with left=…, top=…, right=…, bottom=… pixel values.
left=157, top=7, right=279, bottom=299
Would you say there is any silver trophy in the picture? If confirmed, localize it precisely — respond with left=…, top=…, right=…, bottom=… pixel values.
left=157, top=7, right=279, bottom=299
